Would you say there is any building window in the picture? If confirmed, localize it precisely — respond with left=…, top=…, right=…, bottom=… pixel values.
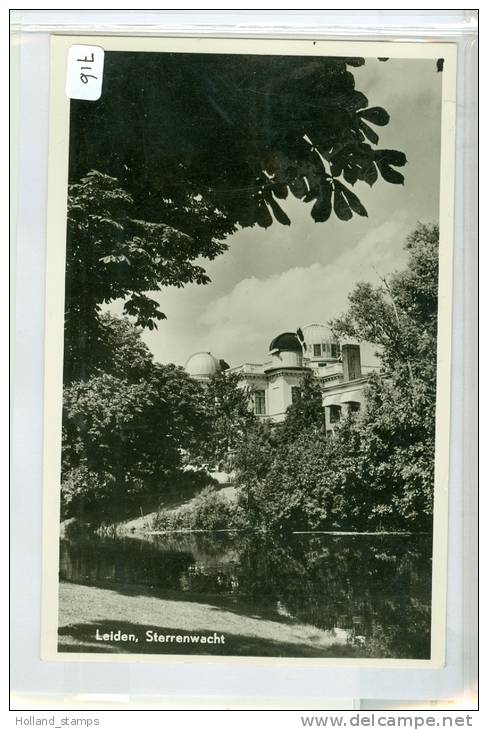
left=348, top=401, right=361, bottom=413
left=291, top=386, right=301, bottom=404
left=329, top=405, right=341, bottom=423
left=253, top=389, right=266, bottom=415
left=331, top=343, right=341, bottom=359
left=313, top=344, right=321, bottom=357
left=322, top=343, right=330, bottom=355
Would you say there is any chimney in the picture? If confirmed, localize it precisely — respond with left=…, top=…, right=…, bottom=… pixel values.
left=342, top=344, right=361, bottom=382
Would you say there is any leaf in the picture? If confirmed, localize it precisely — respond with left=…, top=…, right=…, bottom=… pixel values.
left=345, top=58, right=365, bottom=67
left=362, top=161, right=378, bottom=187
left=255, top=201, right=273, bottom=229
left=349, top=90, right=369, bottom=112
left=311, top=182, right=333, bottom=222
left=377, top=161, right=404, bottom=185
left=343, top=165, right=358, bottom=186
left=330, top=160, right=343, bottom=177
left=376, top=149, right=407, bottom=167
left=272, top=182, right=288, bottom=200
left=289, top=176, right=308, bottom=199
left=359, top=106, right=390, bottom=126
left=359, top=120, right=379, bottom=145
left=333, top=188, right=353, bottom=221
left=236, top=201, right=258, bottom=228
left=338, top=183, right=368, bottom=217
left=100, top=254, right=130, bottom=264
left=267, top=196, right=291, bottom=226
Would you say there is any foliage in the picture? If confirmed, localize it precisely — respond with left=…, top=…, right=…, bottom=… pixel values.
left=233, top=419, right=279, bottom=487
left=61, top=327, right=208, bottom=520
left=330, top=223, right=439, bottom=528
left=281, top=371, right=325, bottom=442
left=194, top=370, right=256, bottom=470
left=152, top=487, right=244, bottom=532
left=64, top=57, right=416, bottom=380
left=80, top=311, right=155, bottom=382
left=61, top=315, right=255, bottom=524
left=234, top=223, right=439, bottom=532
left=64, top=172, right=224, bottom=380
left=236, top=420, right=365, bottom=531
left=331, top=223, right=439, bottom=383
left=70, top=54, right=407, bottom=240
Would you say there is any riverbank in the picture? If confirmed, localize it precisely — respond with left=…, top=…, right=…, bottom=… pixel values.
left=58, top=581, right=358, bottom=658
left=118, top=483, right=239, bottom=535
left=58, top=480, right=240, bottom=538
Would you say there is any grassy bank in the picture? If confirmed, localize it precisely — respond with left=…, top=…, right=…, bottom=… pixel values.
left=84, top=482, right=240, bottom=537
left=149, top=485, right=242, bottom=532
left=58, top=581, right=359, bottom=658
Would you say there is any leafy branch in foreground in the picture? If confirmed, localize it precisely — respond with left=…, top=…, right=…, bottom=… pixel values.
left=64, top=171, right=227, bottom=380
left=70, top=54, right=409, bottom=237
left=63, top=56, right=425, bottom=379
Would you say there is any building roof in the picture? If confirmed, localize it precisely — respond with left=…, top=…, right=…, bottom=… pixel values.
left=269, top=332, right=302, bottom=353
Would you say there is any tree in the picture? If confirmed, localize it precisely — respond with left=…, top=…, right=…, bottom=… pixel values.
left=236, top=416, right=373, bottom=532
left=73, top=311, right=155, bottom=382
left=232, top=418, right=279, bottom=527
left=64, top=172, right=225, bottom=380
left=195, top=370, right=256, bottom=470
left=61, top=316, right=208, bottom=520
left=234, top=223, right=439, bottom=532
left=353, top=376, right=436, bottom=528
left=331, top=224, right=439, bottom=382
left=69, top=53, right=407, bottom=237
left=281, top=371, right=325, bottom=442
left=330, top=223, right=440, bottom=529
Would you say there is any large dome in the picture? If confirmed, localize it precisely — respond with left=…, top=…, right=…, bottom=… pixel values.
left=301, top=323, right=334, bottom=342
left=185, top=352, right=221, bottom=379
left=300, top=323, right=340, bottom=358
left=269, top=332, right=302, bottom=353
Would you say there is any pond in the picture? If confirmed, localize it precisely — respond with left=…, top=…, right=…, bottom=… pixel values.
left=59, top=531, right=432, bottom=659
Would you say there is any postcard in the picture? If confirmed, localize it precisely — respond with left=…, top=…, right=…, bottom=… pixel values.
left=42, top=35, right=456, bottom=666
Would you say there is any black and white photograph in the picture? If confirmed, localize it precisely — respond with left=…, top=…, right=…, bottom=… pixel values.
left=42, top=36, right=456, bottom=664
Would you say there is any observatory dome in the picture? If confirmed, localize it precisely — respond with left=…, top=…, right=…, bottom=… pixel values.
left=268, top=332, right=302, bottom=353
left=300, top=323, right=340, bottom=360
left=184, top=352, right=221, bottom=379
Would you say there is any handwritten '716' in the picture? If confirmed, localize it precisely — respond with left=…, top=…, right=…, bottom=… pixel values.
left=77, top=53, right=97, bottom=84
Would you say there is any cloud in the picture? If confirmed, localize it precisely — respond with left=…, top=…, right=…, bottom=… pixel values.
left=198, top=218, right=410, bottom=366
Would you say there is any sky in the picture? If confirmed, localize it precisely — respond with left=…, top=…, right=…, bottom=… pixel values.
left=107, top=57, right=442, bottom=369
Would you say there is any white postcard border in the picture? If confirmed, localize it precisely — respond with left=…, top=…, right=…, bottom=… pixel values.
left=41, top=34, right=458, bottom=668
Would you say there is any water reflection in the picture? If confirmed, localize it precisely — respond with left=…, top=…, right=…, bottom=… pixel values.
left=59, top=531, right=432, bottom=658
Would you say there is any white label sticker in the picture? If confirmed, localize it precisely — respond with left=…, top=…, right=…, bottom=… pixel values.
left=66, top=44, right=104, bottom=101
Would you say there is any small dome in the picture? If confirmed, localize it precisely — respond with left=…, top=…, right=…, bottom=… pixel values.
left=269, top=332, right=302, bottom=353
left=185, top=352, right=221, bottom=378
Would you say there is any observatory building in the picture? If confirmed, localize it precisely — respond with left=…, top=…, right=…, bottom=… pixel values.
left=184, top=323, right=372, bottom=434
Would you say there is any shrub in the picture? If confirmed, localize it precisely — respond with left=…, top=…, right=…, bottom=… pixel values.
left=152, top=487, right=244, bottom=531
